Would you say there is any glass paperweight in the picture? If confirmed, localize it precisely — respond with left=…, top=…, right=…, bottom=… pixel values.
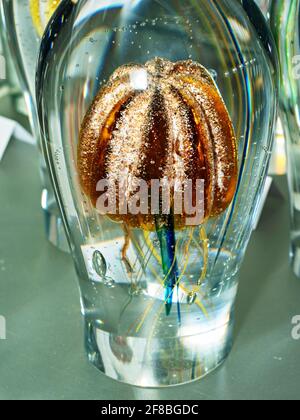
left=0, top=0, right=69, bottom=252
left=271, top=1, right=300, bottom=277
left=253, top=0, right=287, bottom=178
left=37, top=0, right=277, bottom=387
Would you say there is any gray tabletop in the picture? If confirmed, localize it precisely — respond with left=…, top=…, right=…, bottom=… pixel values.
left=0, top=104, right=300, bottom=400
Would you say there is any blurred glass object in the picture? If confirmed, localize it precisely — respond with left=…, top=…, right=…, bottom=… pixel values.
left=271, top=0, right=300, bottom=276
left=37, top=0, right=277, bottom=386
left=254, top=0, right=287, bottom=177
left=0, top=0, right=68, bottom=252
left=269, top=119, right=287, bottom=176
left=0, top=28, right=25, bottom=114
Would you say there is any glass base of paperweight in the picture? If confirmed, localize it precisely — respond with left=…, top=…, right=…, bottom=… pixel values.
left=41, top=189, right=69, bottom=253
left=80, top=242, right=238, bottom=387
left=83, top=309, right=234, bottom=387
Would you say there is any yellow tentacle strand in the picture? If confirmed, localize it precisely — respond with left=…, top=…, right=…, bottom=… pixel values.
left=45, top=0, right=60, bottom=22
left=30, top=0, right=60, bottom=37
left=124, top=225, right=210, bottom=334
left=134, top=237, right=181, bottom=334
left=163, top=227, right=209, bottom=309
left=134, top=227, right=210, bottom=334
left=134, top=227, right=210, bottom=332
left=199, top=227, right=208, bottom=285
left=163, top=227, right=194, bottom=303
left=129, top=233, right=188, bottom=334
left=143, top=231, right=162, bottom=265
left=29, top=0, right=43, bottom=37
left=146, top=228, right=210, bottom=353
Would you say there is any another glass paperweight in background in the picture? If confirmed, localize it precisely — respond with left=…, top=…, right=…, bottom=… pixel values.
left=269, top=119, right=287, bottom=176
left=253, top=0, right=287, bottom=177
left=0, top=0, right=69, bottom=252
left=37, top=0, right=277, bottom=387
left=271, top=0, right=300, bottom=277
left=0, top=24, right=26, bottom=118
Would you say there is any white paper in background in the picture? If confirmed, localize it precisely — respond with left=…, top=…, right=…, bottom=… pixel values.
left=253, top=176, right=273, bottom=230
left=14, top=122, right=35, bottom=145
left=0, top=116, right=35, bottom=162
left=0, top=117, right=15, bottom=161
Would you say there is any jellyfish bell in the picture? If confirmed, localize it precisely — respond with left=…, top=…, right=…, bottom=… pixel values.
left=78, top=57, right=238, bottom=230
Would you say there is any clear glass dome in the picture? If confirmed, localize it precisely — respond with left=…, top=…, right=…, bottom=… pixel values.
left=37, top=0, right=277, bottom=386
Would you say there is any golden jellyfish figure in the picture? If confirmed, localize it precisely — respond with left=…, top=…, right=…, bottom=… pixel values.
left=78, top=58, right=238, bottom=315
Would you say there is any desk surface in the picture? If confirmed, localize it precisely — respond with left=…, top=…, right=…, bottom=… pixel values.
left=0, top=119, right=300, bottom=400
